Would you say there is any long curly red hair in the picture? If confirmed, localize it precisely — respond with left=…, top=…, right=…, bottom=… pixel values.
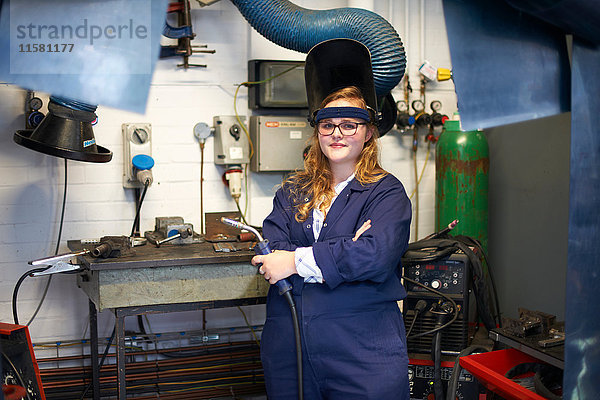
left=284, top=86, right=387, bottom=222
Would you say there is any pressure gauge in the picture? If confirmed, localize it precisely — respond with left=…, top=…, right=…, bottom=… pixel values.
left=29, top=97, right=43, bottom=111
left=396, top=100, right=408, bottom=113
left=430, top=100, right=442, bottom=112
left=131, top=127, right=149, bottom=145
left=194, top=122, right=212, bottom=141
left=411, top=100, right=425, bottom=113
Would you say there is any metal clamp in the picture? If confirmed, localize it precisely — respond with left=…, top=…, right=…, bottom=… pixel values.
left=29, top=249, right=89, bottom=276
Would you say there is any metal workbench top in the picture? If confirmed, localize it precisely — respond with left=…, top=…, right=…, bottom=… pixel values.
left=67, top=239, right=254, bottom=271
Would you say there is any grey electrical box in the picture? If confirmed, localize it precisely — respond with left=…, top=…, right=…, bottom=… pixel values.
left=249, top=116, right=313, bottom=172
left=213, top=115, right=249, bottom=165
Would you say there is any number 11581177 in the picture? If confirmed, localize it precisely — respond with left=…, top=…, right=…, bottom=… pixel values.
left=19, top=43, right=74, bottom=52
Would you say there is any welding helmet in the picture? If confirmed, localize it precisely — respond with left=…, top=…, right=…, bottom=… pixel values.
left=305, top=38, right=382, bottom=128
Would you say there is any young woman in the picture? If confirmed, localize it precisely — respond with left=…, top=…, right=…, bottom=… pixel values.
left=252, top=86, right=412, bottom=399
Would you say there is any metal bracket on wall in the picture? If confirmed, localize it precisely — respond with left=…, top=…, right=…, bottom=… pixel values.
left=160, top=0, right=216, bottom=68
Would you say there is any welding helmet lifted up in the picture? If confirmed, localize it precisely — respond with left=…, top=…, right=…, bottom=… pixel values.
left=305, top=38, right=392, bottom=132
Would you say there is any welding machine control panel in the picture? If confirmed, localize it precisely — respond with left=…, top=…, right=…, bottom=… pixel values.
left=404, top=256, right=468, bottom=295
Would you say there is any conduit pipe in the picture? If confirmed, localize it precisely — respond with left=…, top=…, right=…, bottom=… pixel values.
left=230, top=0, right=406, bottom=97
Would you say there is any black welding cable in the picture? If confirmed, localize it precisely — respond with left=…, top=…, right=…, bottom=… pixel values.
left=403, top=276, right=459, bottom=340
left=432, top=329, right=444, bottom=400
left=453, top=235, right=502, bottom=328
left=446, top=345, right=489, bottom=400
left=406, top=299, right=428, bottom=337
left=133, top=187, right=141, bottom=234
left=429, top=302, right=454, bottom=400
left=283, top=291, right=303, bottom=400
left=402, top=247, right=456, bottom=264
left=480, top=247, right=502, bottom=327
left=133, top=188, right=148, bottom=336
left=12, top=267, right=51, bottom=325
left=80, top=327, right=116, bottom=400
left=137, top=315, right=148, bottom=336
left=458, top=236, right=502, bottom=325
left=26, top=159, right=68, bottom=327
left=54, top=159, right=68, bottom=255
left=130, top=180, right=150, bottom=237
left=132, top=183, right=150, bottom=335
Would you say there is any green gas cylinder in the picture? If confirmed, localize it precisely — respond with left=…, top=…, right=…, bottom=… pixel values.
left=435, top=119, right=489, bottom=251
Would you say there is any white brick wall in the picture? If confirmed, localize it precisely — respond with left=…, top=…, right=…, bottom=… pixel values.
left=0, top=0, right=455, bottom=344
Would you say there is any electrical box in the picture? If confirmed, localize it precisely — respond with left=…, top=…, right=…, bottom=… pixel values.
left=122, top=123, right=152, bottom=188
left=213, top=116, right=249, bottom=165
left=248, top=60, right=308, bottom=109
left=249, top=115, right=312, bottom=172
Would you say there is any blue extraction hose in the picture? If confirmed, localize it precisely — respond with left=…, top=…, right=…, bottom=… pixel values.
left=230, top=0, right=406, bottom=97
left=49, top=96, right=97, bottom=113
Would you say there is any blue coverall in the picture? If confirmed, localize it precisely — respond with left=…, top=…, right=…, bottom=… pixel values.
left=261, top=174, right=412, bottom=399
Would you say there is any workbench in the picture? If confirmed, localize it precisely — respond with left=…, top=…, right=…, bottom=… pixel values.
left=68, top=240, right=269, bottom=400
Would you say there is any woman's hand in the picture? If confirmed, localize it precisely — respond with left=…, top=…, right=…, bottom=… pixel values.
left=251, top=250, right=297, bottom=285
left=352, top=219, right=371, bottom=241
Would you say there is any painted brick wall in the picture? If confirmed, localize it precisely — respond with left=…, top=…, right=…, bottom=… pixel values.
left=0, top=0, right=456, bottom=344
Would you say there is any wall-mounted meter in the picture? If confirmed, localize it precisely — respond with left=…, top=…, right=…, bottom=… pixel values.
left=249, top=116, right=313, bottom=172
left=213, top=116, right=249, bottom=165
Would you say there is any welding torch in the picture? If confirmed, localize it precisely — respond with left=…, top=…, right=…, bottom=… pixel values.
left=220, top=217, right=303, bottom=400
left=220, top=217, right=292, bottom=295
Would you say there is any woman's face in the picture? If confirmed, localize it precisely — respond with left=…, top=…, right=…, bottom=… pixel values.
left=317, top=98, right=373, bottom=170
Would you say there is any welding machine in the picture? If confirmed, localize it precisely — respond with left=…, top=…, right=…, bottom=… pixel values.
left=403, top=251, right=473, bottom=354
left=0, top=323, right=45, bottom=400
left=407, top=358, right=486, bottom=400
